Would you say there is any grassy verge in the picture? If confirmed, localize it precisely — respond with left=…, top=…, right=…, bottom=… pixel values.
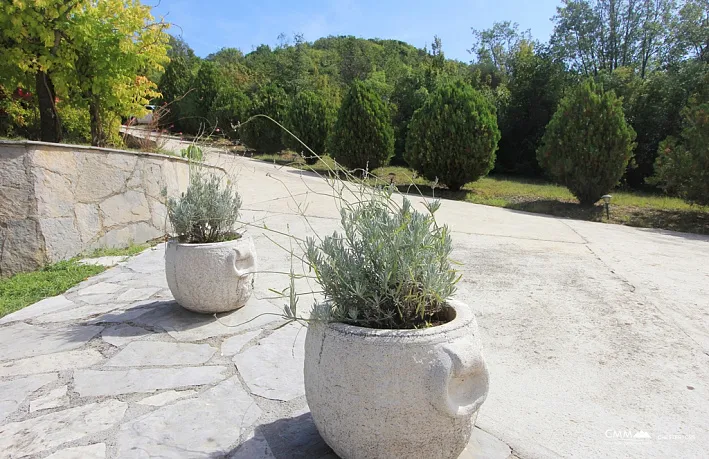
left=84, top=242, right=154, bottom=258
left=250, top=153, right=709, bottom=235
left=0, top=260, right=105, bottom=318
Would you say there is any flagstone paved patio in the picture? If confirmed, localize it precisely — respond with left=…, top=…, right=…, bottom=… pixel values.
left=0, top=246, right=510, bottom=459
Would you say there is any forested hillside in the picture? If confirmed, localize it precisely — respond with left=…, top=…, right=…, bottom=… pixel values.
left=2, top=0, right=708, bottom=200
left=157, top=0, right=708, bottom=193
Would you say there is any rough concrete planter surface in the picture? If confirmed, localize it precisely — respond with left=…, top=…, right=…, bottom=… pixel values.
left=304, top=299, right=489, bottom=459
left=165, top=237, right=256, bottom=313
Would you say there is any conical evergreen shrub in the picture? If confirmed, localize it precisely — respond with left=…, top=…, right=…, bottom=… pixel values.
left=240, top=83, right=288, bottom=154
left=405, top=80, right=500, bottom=191
left=329, top=81, right=394, bottom=171
left=537, top=80, right=636, bottom=206
left=283, top=90, right=335, bottom=164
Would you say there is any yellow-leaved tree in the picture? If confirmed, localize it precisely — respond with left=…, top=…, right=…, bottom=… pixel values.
left=69, top=0, right=169, bottom=146
left=0, top=0, right=169, bottom=146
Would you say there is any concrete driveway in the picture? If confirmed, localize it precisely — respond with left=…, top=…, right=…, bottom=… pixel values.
left=202, top=145, right=709, bottom=459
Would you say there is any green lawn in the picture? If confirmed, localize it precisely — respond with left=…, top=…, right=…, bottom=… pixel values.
left=84, top=242, right=154, bottom=258
left=250, top=153, right=709, bottom=235
left=0, top=260, right=105, bottom=318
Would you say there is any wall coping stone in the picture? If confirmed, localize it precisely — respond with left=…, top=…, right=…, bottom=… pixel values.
left=0, top=140, right=227, bottom=175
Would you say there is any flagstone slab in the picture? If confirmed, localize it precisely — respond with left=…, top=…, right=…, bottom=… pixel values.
left=0, top=323, right=103, bottom=362
left=88, top=309, right=150, bottom=324
left=137, top=390, right=197, bottom=407
left=30, top=386, right=68, bottom=413
left=233, top=323, right=306, bottom=401
left=0, top=373, right=57, bottom=421
left=74, top=366, right=229, bottom=396
left=115, top=376, right=261, bottom=458
left=230, top=431, right=275, bottom=459
left=77, top=282, right=123, bottom=296
left=221, top=330, right=261, bottom=356
left=0, top=296, right=75, bottom=324
left=116, top=287, right=161, bottom=303
left=0, top=400, right=126, bottom=457
left=105, top=341, right=216, bottom=367
left=45, top=443, right=106, bottom=459
left=100, top=272, right=141, bottom=283
left=101, top=324, right=153, bottom=347
left=132, top=298, right=282, bottom=342
left=76, top=294, right=125, bottom=306
left=33, top=302, right=125, bottom=323
left=0, top=348, right=104, bottom=377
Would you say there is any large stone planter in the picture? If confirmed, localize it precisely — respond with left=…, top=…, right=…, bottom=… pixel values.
left=165, top=237, right=256, bottom=313
left=304, top=300, right=489, bottom=459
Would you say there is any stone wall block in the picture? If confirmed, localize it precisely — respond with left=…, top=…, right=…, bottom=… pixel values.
left=75, top=203, right=101, bottom=244
left=100, top=191, right=151, bottom=228
left=141, top=160, right=166, bottom=199
left=39, top=217, right=82, bottom=263
left=97, top=222, right=161, bottom=248
left=148, top=197, right=168, bottom=234
left=31, top=147, right=77, bottom=177
left=74, top=153, right=131, bottom=202
left=0, top=219, right=45, bottom=276
left=33, top=168, right=75, bottom=218
left=0, top=145, right=33, bottom=220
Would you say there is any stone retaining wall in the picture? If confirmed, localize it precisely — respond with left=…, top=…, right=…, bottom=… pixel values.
left=0, top=140, right=225, bottom=277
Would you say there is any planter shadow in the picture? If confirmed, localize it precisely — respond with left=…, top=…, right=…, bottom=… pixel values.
left=226, top=412, right=336, bottom=459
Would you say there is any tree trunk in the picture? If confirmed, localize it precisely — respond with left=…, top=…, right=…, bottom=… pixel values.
left=35, top=71, right=62, bottom=143
left=89, top=94, right=105, bottom=147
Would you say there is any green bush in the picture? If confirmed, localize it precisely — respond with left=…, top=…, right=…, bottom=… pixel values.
left=305, top=195, right=456, bottom=329
left=167, top=171, right=242, bottom=243
left=648, top=81, right=709, bottom=206
left=212, top=87, right=249, bottom=139
left=0, top=91, right=40, bottom=139
left=537, top=80, right=636, bottom=206
left=194, top=61, right=222, bottom=123
left=180, top=144, right=204, bottom=161
left=405, top=80, right=500, bottom=191
left=240, top=83, right=288, bottom=153
left=329, top=80, right=394, bottom=171
left=283, top=90, right=335, bottom=164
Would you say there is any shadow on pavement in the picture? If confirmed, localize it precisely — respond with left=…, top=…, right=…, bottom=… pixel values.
left=227, top=412, right=336, bottom=459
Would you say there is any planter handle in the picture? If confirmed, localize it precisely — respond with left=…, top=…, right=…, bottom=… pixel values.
left=228, top=247, right=254, bottom=278
left=430, top=340, right=489, bottom=419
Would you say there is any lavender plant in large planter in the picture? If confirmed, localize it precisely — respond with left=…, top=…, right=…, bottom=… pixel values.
left=165, top=171, right=255, bottom=313
left=301, top=195, right=489, bottom=459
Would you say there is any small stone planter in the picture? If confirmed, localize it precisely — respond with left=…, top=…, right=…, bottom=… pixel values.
left=165, top=237, right=256, bottom=313
left=304, top=300, right=489, bottom=459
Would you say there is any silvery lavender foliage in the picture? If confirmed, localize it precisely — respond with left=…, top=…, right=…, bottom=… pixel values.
left=167, top=171, right=242, bottom=243
left=305, top=192, right=458, bottom=329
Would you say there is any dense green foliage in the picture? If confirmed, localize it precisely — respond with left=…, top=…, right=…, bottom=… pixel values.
left=2, top=0, right=708, bottom=204
left=306, top=195, right=457, bottom=329
left=538, top=80, right=636, bottom=205
left=649, top=76, right=709, bottom=205
left=167, top=171, right=242, bottom=243
left=240, top=84, right=288, bottom=153
left=329, top=81, right=394, bottom=171
left=283, top=91, right=336, bottom=164
left=406, top=80, right=500, bottom=191
left=496, top=44, right=569, bottom=175
left=0, top=0, right=169, bottom=146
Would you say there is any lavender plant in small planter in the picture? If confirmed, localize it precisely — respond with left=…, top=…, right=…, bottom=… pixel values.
left=165, top=171, right=255, bottom=313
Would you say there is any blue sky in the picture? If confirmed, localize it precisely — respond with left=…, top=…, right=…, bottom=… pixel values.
left=152, top=0, right=562, bottom=62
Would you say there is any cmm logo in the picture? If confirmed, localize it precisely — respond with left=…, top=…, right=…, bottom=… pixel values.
left=605, top=430, right=652, bottom=440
